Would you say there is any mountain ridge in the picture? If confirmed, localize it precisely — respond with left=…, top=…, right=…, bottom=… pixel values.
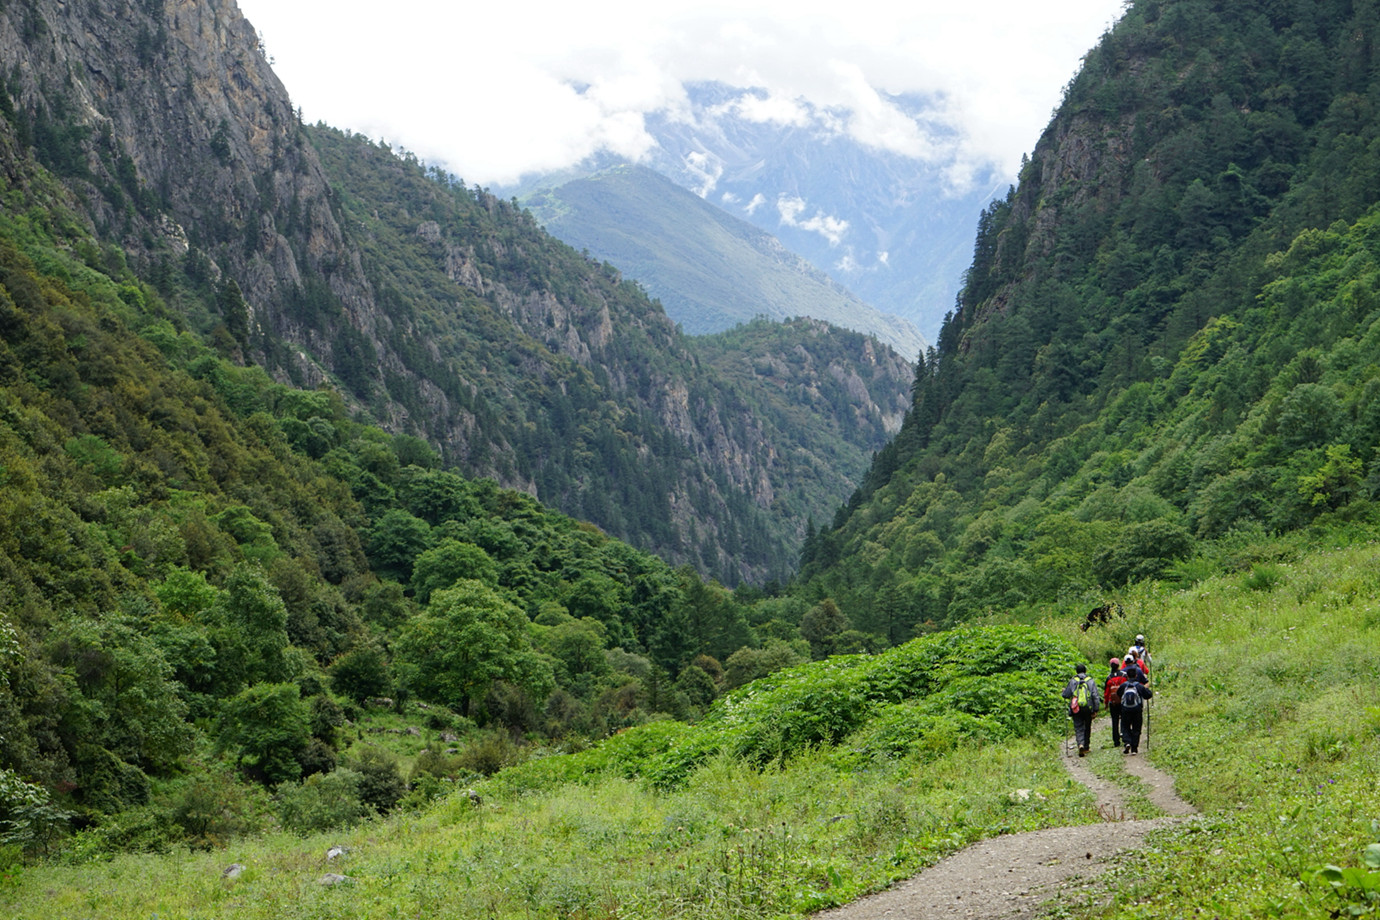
left=523, top=164, right=928, bottom=358
left=507, top=81, right=997, bottom=341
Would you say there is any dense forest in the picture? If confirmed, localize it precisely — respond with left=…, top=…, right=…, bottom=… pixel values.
left=0, top=176, right=853, bottom=852
left=802, top=0, right=1380, bottom=624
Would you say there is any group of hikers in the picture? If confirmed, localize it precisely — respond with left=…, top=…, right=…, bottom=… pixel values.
left=1062, top=633, right=1153, bottom=757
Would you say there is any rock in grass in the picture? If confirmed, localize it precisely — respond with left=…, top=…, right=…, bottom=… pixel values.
left=222, top=863, right=245, bottom=879
left=319, top=873, right=353, bottom=886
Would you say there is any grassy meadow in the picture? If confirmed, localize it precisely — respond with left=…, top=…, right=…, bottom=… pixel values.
left=3, top=539, right=1379, bottom=919
left=1045, top=537, right=1380, bottom=919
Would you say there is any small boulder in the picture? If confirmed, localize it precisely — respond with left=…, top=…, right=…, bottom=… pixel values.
left=222, top=863, right=246, bottom=879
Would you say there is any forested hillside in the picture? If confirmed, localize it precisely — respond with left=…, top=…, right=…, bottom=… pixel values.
left=803, top=0, right=1380, bottom=626
left=303, top=126, right=913, bottom=583
left=0, top=0, right=913, bottom=585
left=0, top=174, right=839, bottom=852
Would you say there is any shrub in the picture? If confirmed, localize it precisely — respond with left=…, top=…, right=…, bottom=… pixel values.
left=348, top=748, right=407, bottom=814
left=277, top=769, right=370, bottom=836
left=166, top=770, right=271, bottom=848
left=456, top=729, right=524, bottom=777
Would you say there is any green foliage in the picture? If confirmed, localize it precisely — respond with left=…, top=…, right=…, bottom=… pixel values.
left=1092, top=519, right=1196, bottom=586
left=455, top=729, right=525, bottom=777
left=46, top=614, right=193, bottom=777
left=495, top=625, right=1082, bottom=793
left=396, top=580, right=553, bottom=718
left=803, top=0, right=1380, bottom=630
left=410, top=538, right=497, bottom=603
left=346, top=747, right=407, bottom=815
left=0, top=769, right=67, bottom=856
left=329, top=643, right=392, bottom=704
left=164, top=769, right=272, bottom=849
left=215, top=683, right=311, bottom=785
left=275, top=768, right=370, bottom=836
left=1309, top=822, right=1380, bottom=917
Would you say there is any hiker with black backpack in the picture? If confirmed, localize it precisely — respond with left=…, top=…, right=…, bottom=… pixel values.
left=1119, top=667, right=1153, bottom=754
left=1104, top=657, right=1127, bottom=749
left=1062, top=663, right=1100, bottom=757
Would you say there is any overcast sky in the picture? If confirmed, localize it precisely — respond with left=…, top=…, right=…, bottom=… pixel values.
left=236, top=0, right=1126, bottom=190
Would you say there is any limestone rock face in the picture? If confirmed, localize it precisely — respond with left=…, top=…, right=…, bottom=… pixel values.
left=0, top=0, right=368, bottom=382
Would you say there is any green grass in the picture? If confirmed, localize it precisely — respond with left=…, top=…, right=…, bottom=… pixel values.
left=0, top=737, right=1096, bottom=919
left=6, top=544, right=1380, bottom=918
left=1043, top=541, right=1380, bottom=918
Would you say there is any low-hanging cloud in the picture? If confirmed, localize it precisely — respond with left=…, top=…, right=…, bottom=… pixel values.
left=777, top=195, right=849, bottom=246
left=240, top=0, right=1124, bottom=189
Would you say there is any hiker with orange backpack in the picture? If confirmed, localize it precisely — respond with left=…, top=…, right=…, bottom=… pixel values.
left=1104, top=657, right=1127, bottom=749
left=1062, top=663, right=1101, bottom=757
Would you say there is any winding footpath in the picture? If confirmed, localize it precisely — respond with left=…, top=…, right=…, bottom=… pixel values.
left=813, top=714, right=1196, bottom=920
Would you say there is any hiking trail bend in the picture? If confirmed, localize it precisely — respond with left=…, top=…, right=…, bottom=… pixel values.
left=811, top=713, right=1196, bottom=920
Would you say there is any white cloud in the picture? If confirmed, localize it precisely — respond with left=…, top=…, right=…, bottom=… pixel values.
left=744, top=193, right=767, bottom=215
left=726, top=92, right=813, bottom=127
left=777, top=195, right=849, bottom=246
left=683, top=150, right=723, bottom=197
left=238, top=0, right=1125, bottom=188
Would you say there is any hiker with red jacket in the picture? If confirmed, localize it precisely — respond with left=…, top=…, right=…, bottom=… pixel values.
left=1119, top=667, right=1153, bottom=754
left=1104, top=657, right=1127, bottom=749
left=1122, top=651, right=1148, bottom=684
left=1062, top=663, right=1100, bottom=757
left=1126, top=643, right=1151, bottom=680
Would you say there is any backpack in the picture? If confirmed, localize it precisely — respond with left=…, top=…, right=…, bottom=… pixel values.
left=1121, top=682, right=1142, bottom=711
left=1073, top=678, right=1092, bottom=712
left=1105, top=675, right=1125, bottom=706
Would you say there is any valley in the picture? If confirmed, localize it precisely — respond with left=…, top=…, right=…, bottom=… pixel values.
left=1, top=1, right=1379, bottom=918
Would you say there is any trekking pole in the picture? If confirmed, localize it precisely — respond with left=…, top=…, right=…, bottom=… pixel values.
left=1145, top=699, right=1151, bottom=751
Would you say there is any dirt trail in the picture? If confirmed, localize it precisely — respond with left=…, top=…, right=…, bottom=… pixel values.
left=812, top=714, right=1196, bottom=920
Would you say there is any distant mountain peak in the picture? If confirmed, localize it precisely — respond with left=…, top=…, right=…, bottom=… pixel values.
left=507, top=81, right=999, bottom=342
left=523, top=164, right=926, bottom=358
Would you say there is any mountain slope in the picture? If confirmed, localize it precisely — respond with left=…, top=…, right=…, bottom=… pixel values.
left=0, top=0, right=912, bottom=584
left=304, top=126, right=914, bottom=582
left=524, top=164, right=927, bottom=358
left=507, top=82, right=995, bottom=340
left=802, top=0, right=1380, bottom=625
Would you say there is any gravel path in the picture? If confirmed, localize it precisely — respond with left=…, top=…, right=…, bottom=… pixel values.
left=812, top=715, right=1196, bottom=920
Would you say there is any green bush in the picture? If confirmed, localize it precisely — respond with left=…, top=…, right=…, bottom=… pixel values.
left=456, top=729, right=525, bottom=777
left=348, top=748, right=407, bottom=814
left=489, top=626, right=1084, bottom=793
left=276, top=769, right=371, bottom=836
